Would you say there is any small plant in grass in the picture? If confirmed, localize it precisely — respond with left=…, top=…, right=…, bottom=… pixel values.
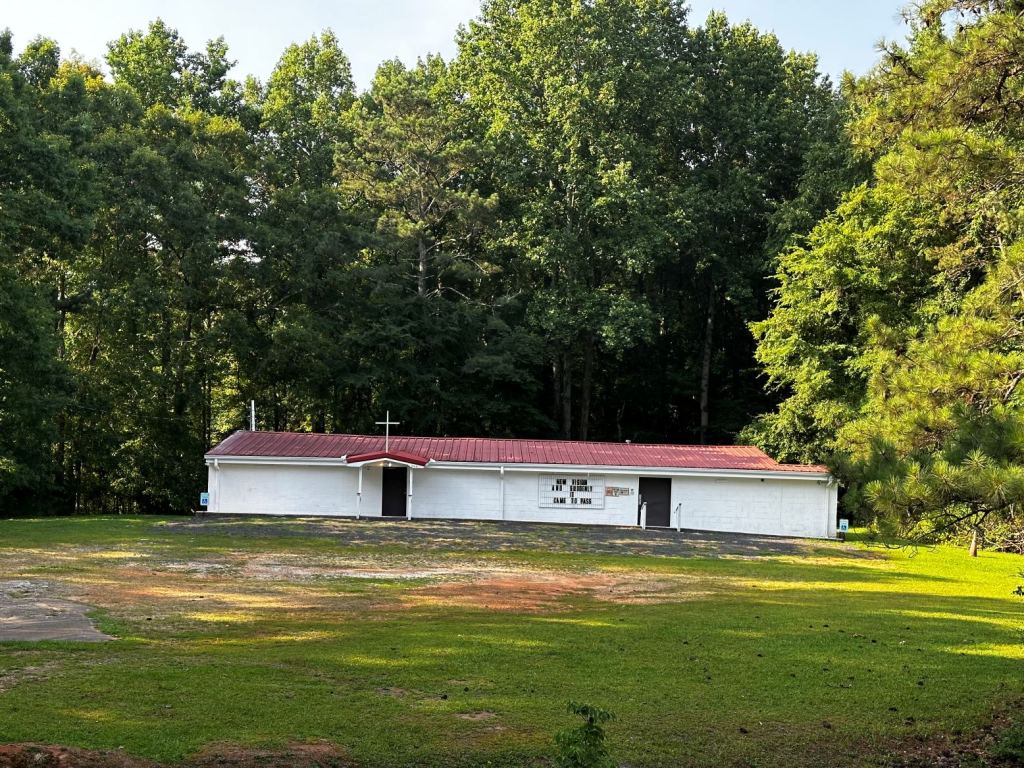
left=554, top=701, right=615, bottom=768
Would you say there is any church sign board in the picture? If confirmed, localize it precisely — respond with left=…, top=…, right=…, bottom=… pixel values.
left=539, top=476, right=606, bottom=508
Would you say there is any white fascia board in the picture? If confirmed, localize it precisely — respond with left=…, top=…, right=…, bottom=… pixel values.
left=344, top=459, right=431, bottom=469
left=204, top=455, right=831, bottom=482
left=424, top=461, right=832, bottom=482
left=204, top=455, right=347, bottom=467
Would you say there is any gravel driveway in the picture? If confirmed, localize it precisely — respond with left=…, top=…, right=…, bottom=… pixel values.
left=172, top=514, right=844, bottom=559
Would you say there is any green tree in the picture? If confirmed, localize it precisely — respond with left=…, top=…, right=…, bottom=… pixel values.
left=750, top=0, right=1024, bottom=549
left=0, top=32, right=101, bottom=512
left=234, top=31, right=361, bottom=433
left=750, top=0, right=1024, bottom=463
left=0, top=269, right=67, bottom=507
left=457, top=0, right=689, bottom=439
left=666, top=13, right=855, bottom=444
left=335, top=54, right=546, bottom=437
left=44, top=22, right=256, bottom=512
left=847, top=242, right=1024, bottom=552
left=746, top=184, right=947, bottom=462
left=340, top=55, right=495, bottom=297
left=106, top=19, right=237, bottom=113
left=0, top=9, right=863, bottom=516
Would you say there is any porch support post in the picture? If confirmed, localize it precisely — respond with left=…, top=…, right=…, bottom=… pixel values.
left=499, top=466, right=505, bottom=520
left=407, top=467, right=414, bottom=520
left=356, top=465, right=363, bottom=519
left=213, top=459, right=221, bottom=514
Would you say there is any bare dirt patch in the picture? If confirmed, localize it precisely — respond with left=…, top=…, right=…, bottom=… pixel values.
left=0, top=744, right=158, bottom=768
left=2, top=517, right=842, bottom=636
left=591, top=572, right=713, bottom=604
left=456, top=710, right=498, bottom=721
left=404, top=572, right=609, bottom=611
left=399, top=569, right=697, bottom=612
left=0, top=742, right=352, bottom=768
left=187, top=741, right=351, bottom=767
left=2, top=539, right=717, bottom=634
left=879, top=699, right=1024, bottom=767
left=0, top=663, right=59, bottom=694
left=240, top=553, right=470, bottom=582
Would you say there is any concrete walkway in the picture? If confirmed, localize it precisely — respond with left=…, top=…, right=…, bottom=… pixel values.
left=0, top=581, right=111, bottom=642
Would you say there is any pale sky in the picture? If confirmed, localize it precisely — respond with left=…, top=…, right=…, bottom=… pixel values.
left=3, top=1, right=909, bottom=89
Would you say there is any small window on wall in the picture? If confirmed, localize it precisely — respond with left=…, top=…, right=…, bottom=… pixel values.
left=538, top=475, right=606, bottom=508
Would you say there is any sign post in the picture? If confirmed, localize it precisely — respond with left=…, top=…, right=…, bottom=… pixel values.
left=838, top=518, right=849, bottom=540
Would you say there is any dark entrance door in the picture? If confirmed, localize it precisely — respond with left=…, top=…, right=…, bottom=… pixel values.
left=638, top=477, right=672, bottom=527
left=381, top=467, right=408, bottom=518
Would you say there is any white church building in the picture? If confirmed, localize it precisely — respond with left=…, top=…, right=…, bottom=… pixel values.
left=204, top=428, right=839, bottom=539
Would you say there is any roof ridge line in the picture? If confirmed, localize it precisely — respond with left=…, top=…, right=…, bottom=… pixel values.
left=220, top=429, right=764, bottom=452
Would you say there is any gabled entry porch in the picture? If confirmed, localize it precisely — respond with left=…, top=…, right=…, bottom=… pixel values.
left=344, top=449, right=431, bottom=519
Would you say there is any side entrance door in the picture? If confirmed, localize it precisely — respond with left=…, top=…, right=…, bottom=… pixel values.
left=381, top=467, right=408, bottom=517
left=638, top=477, right=672, bottom=527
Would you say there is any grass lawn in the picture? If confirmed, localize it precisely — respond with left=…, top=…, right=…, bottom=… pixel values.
left=0, top=515, right=1022, bottom=767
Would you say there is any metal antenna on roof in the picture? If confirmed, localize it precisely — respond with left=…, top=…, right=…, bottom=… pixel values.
left=375, top=410, right=400, bottom=451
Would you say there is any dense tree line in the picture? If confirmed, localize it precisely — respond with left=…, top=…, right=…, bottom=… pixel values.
left=8, top=0, right=1021, bottom=550
left=0, top=0, right=854, bottom=514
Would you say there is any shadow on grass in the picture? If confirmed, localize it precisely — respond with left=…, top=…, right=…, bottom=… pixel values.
left=1, top=515, right=1021, bottom=767
left=0, top=564, right=1020, bottom=767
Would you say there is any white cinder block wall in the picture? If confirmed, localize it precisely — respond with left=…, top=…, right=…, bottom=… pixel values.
left=209, top=464, right=381, bottom=517
left=210, top=464, right=353, bottom=516
left=411, top=470, right=639, bottom=525
left=504, top=472, right=639, bottom=525
left=208, top=463, right=837, bottom=539
left=413, top=470, right=501, bottom=520
left=670, top=475, right=833, bottom=538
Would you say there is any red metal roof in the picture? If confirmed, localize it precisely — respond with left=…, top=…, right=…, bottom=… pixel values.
left=206, top=431, right=829, bottom=474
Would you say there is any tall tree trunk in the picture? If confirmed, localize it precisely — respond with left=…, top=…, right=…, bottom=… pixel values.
left=699, top=282, right=715, bottom=445
left=417, top=238, right=428, bottom=296
left=561, top=352, right=573, bottom=439
left=55, top=271, right=67, bottom=360
left=969, top=527, right=979, bottom=557
left=55, top=272, right=67, bottom=496
left=202, top=313, right=213, bottom=448
left=73, top=459, right=81, bottom=514
left=173, top=314, right=193, bottom=417
left=552, top=359, right=562, bottom=432
left=579, top=336, right=594, bottom=441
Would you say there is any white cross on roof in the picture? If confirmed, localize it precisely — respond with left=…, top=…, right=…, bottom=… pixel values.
left=374, top=410, right=400, bottom=451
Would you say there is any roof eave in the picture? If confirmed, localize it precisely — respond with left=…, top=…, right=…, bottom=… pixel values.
left=204, top=454, right=831, bottom=479
left=425, top=460, right=831, bottom=480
